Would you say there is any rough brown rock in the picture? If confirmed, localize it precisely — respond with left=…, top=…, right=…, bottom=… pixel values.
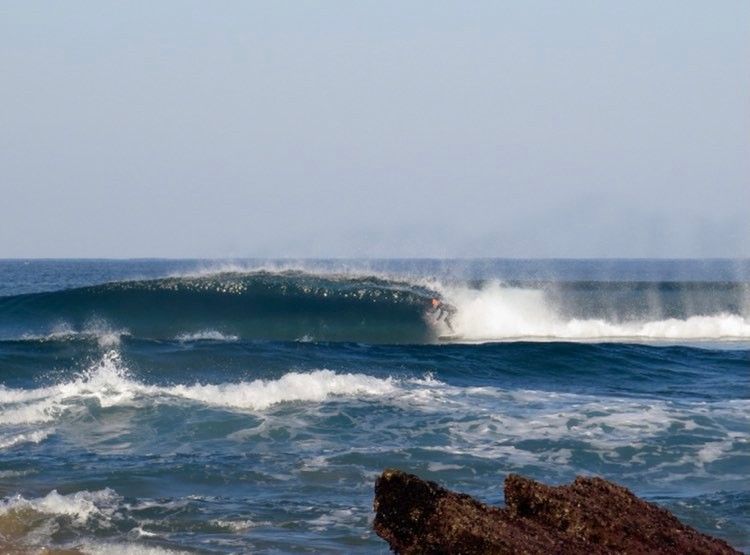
left=373, top=469, right=742, bottom=555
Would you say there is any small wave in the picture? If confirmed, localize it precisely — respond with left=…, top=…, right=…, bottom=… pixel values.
left=0, top=470, right=34, bottom=479
left=0, top=351, right=145, bottom=429
left=0, top=351, right=398, bottom=431
left=166, top=369, right=396, bottom=411
left=0, top=488, right=182, bottom=555
left=19, top=320, right=129, bottom=348
left=209, top=518, right=263, bottom=532
left=0, top=488, right=120, bottom=526
left=175, top=330, right=239, bottom=342
left=0, top=429, right=53, bottom=449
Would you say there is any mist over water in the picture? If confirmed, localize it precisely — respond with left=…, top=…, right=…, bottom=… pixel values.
left=441, top=280, right=750, bottom=342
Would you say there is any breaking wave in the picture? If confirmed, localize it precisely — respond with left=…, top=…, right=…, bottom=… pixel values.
left=0, top=270, right=747, bottom=343
left=444, top=281, right=750, bottom=342
left=0, top=350, right=398, bottom=433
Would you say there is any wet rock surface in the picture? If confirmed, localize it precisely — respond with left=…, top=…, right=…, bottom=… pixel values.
left=373, top=469, right=742, bottom=554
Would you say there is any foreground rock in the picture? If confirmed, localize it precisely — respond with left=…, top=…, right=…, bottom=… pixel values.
left=373, top=469, right=742, bottom=554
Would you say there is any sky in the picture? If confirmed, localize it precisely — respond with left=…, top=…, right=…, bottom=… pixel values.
left=1, top=1, right=748, bottom=259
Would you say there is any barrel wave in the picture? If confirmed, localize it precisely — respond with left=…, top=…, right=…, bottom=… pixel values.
left=0, top=271, right=440, bottom=344
left=1, top=269, right=749, bottom=344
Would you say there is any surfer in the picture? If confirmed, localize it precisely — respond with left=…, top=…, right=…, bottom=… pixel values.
left=430, top=298, right=456, bottom=333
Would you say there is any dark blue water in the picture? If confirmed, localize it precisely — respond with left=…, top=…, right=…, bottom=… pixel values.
left=0, top=259, right=748, bottom=553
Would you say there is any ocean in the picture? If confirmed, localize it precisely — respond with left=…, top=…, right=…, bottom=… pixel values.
left=0, top=258, right=748, bottom=554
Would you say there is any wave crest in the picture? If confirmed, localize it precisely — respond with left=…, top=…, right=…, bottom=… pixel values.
left=0, top=351, right=398, bottom=433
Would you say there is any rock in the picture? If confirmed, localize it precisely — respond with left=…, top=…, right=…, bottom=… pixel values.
left=373, top=469, right=742, bottom=555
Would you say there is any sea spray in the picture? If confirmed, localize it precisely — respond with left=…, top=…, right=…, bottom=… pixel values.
left=438, top=280, right=750, bottom=341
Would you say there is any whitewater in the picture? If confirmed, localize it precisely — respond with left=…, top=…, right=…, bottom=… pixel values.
left=0, top=259, right=748, bottom=553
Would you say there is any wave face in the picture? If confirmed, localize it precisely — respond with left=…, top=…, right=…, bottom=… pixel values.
left=0, top=269, right=748, bottom=343
left=0, top=271, right=438, bottom=344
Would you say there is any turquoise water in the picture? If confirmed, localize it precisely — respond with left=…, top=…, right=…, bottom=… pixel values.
left=0, top=259, right=748, bottom=553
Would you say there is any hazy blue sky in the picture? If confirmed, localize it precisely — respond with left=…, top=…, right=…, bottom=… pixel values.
left=1, top=1, right=748, bottom=258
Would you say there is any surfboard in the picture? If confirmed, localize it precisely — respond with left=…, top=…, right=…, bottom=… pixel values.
left=438, top=334, right=461, bottom=341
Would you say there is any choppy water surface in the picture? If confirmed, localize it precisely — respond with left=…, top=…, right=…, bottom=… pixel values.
left=0, top=259, right=748, bottom=553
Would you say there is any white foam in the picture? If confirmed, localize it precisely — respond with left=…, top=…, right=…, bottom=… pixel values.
left=426, top=462, right=465, bottom=472
left=697, top=440, right=733, bottom=464
left=210, top=519, right=261, bottom=532
left=0, top=396, right=62, bottom=426
left=167, top=370, right=396, bottom=411
left=0, top=470, right=34, bottom=479
left=308, top=508, right=360, bottom=531
left=1, top=351, right=398, bottom=433
left=0, top=429, right=53, bottom=449
left=0, top=351, right=147, bottom=431
left=80, top=542, right=189, bottom=555
left=175, top=330, right=239, bottom=342
left=56, top=351, right=144, bottom=408
left=439, top=282, right=750, bottom=342
left=384, top=375, right=750, bottom=474
left=0, top=488, right=119, bottom=526
left=128, top=526, right=160, bottom=538
left=0, top=383, right=57, bottom=405
left=21, top=322, right=77, bottom=342
left=3, top=347, right=745, bottom=479
left=21, top=320, right=129, bottom=348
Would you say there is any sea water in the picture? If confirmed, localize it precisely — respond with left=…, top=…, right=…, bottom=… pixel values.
left=0, top=259, right=748, bottom=553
